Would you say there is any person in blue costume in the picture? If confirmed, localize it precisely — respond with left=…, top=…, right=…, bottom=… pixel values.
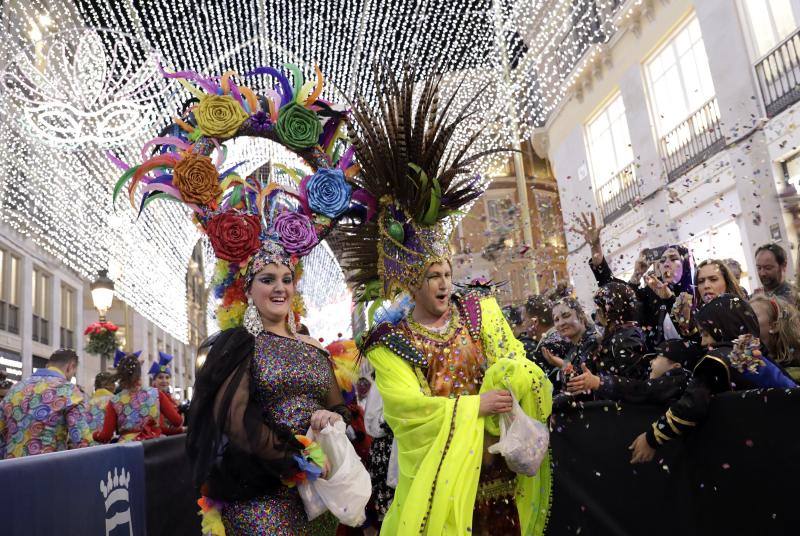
left=148, top=351, right=184, bottom=435
left=149, top=351, right=174, bottom=394
left=629, top=294, right=797, bottom=463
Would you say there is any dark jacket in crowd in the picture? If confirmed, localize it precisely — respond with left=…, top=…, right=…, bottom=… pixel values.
left=550, top=326, right=601, bottom=402
left=518, top=334, right=539, bottom=364
left=597, top=367, right=691, bottom=405
left=752, top=281, right=797, bottom=305
left=645, top=295, right=797, bottom=449
left=521, top=328, right=569, bottom=371
left=565, top=325, right=601, bottom=372
left=590, top=257, right=679, bottom=352
left=594, top=321, right=649, bottom=380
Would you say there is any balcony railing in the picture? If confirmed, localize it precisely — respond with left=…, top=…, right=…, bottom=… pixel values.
left=660, top=98, right=725, bottom=182
left=60, top=327, right=74, bottom=350
left=596, top=162, right=639, bottom=223
left=7, top=304, right=18, bottom=334
left=755, top=28, right=800, bottom=117
left=32, top=314, right=49, bottom=345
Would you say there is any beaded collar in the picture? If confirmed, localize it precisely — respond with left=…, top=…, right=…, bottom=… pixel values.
left=363, top=286, right=492, bottom=368
left=406, top=305, right=460, bottom=343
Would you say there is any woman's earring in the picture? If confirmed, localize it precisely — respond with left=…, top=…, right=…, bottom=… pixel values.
left=244, top=298, right=262, bottom=336
left=287, top=312, right=298, bottom=336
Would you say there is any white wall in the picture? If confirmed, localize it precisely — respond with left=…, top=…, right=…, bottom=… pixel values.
left=544, top=0, right=797, bottom=304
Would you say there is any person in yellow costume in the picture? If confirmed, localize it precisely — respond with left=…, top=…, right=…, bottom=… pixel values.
left=337, top=65, right=553, bottom=536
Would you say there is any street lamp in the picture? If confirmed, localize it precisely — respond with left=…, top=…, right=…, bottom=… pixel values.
left=90, top=269, right=114, bottom=322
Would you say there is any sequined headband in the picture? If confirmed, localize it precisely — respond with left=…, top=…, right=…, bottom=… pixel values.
left=244, top=240, right=298, bottom=290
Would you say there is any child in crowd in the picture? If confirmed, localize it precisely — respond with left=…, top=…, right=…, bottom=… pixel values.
left=749, top=295, right=800, bottom=380
left=566, top=338, right=697, bottom=404
left=628, top=295, right=797, bottom=463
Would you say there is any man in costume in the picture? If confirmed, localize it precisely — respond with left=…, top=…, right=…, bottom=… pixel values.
left=338, top=66, right=553, bottom=536
left=0, top=349, right=91, bottom=458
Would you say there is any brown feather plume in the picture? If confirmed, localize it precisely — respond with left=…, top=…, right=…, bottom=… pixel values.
left=331, top=62, right=505, bottom=295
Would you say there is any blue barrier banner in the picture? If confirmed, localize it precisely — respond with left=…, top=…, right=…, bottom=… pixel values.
left=0, top=442, right=146, bottom=536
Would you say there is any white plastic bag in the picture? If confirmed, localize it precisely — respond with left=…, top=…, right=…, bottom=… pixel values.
left=487, top=391, right=549, bottom=476
left=297, top=421, right=372, bottom=526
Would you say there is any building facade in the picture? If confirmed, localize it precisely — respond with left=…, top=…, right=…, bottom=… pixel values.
left=451, top=142, right=569, bottom=306
left=535, top=0, right=800, bottom=306
left=0, top=222, right=204, bottom=400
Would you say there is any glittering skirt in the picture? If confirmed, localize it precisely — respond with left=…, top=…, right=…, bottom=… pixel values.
left=221, top=486, right=338, bottom=536
left=471, top=448, right=521, bottom=536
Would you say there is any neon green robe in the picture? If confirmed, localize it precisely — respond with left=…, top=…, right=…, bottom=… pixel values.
left=367, top=295, right=553, bottom=535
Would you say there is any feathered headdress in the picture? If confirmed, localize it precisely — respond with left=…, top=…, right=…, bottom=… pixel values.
left=334, top=64, right=500, bottom=301
left=148, top=351, right=173, bottom=378
left=111, top=63, right=361, bottom=329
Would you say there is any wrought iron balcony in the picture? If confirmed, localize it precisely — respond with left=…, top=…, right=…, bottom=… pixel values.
left=660, top=98, right=725, bottom=182
left=755, top=28, right=800, bottom=117
left=595, top=162, right=639, bottom=223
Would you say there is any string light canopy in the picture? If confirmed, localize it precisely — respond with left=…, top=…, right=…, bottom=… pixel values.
left=0, top=0, right=623, bottom=342
left=2, top=27, right=167, bottom=149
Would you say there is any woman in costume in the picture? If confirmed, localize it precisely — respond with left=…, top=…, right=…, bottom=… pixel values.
left=148, top=352, right=185, bottom=435
left=93, top=353, right=183, bottom=443
left=149, top=351, right=173, bottom=393
left=113, top=63, right=361, bottom=534
left=336, top=66, right=552, bottom=535
left=193, top=243, right=350, bottom=534
left=629, top=294, right=797, bottom=462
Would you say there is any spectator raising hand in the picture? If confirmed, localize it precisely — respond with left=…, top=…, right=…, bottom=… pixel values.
left=631, top=250, right=652, bottom=285
left=570, top=212, right=604, bottom=267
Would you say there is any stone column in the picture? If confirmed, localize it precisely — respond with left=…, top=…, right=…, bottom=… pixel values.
left=20, top=257, right=32, bottom=377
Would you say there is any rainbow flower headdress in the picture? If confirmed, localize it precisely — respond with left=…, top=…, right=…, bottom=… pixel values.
left=111, top=64, right=364, bottom=329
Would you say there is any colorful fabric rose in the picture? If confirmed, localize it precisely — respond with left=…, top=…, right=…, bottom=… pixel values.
left=275, top=102, right=323, bottom=151
left=173, top=154, right=222, bottom=206
left=206, top=212, right=262, bottom=264
left=301, top=168, right=352, bottom=219
left=195, top=95, right=249, bottom=139
left=271, top=211, right=319, bottom=255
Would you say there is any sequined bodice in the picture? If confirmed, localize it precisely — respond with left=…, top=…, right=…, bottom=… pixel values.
left=251, top=332, right=333, bottom=435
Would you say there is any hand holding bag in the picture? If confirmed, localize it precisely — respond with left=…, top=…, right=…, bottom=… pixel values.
left=297, top=421, right=372, bottom=526
left=487, top=390, right=549, bottom=476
